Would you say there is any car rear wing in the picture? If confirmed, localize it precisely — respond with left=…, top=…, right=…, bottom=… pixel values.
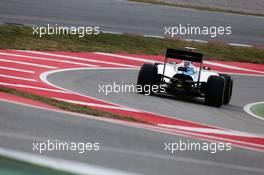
left=165, top=48, right=203, bottom=63
left=162, top=48, right=204, bottom=86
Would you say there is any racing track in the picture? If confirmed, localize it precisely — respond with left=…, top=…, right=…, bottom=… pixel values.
left=0, top=50, right=264, bottom=174
left=1, top=0, right=264, bottom=174
left=1, top=99, right=264, bottom=175
left=0, top=0, right=264, bottom=45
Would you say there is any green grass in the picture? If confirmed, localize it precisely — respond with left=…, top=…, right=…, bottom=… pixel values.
left=129, top=0, right=264, bottom=17
left=0, top=24, right=263, bottom=64
left=250, top=103, right=264, bottom=118
left=0, top=156, right=74, bottom=175
left=0, top=86, right=149, bottom=124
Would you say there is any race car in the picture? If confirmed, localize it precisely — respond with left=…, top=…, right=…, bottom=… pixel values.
left=137, top=48, right=233, bottom=107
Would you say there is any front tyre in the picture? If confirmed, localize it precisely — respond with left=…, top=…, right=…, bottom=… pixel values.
left=205, top=75, right=226, bottom=107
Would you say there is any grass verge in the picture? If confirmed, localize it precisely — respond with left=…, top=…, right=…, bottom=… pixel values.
left=0, top=24, right=263, bottom=64
left=0, top=86, right=149, bottom=124
left=0, top=156, right=74, bottom=175
left=129, top=0, right=264, bottom=17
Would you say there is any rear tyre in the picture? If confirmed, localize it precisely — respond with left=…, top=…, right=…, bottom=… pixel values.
left=137, top=63, right=158, bottom=94
left=205, top=75, right=226, bottom=107
left=220, top=74, right=233, bottom=104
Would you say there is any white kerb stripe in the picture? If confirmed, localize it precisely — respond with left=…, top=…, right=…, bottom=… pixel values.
left=0, top=66, right=35, bottom=73
left=20, top=50, right=137, bottom=68
left=0, top=74, right=36, bottom=82
left=0, top=52, right=96, bottom=67
left=0, top=82, right=69, bottom=94
left=158, top=124, right=264, bottom=138
left=55, top=98, right=140, bottom=112
left=0, top=58, right=56, bottom=69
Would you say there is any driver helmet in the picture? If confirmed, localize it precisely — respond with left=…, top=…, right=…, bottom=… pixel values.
left=183, top=60, right=192, bottom=68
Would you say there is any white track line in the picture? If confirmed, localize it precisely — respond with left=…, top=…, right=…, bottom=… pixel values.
left=216, top=71, right=264, bottom=77
left=0, top=58, right=56, bottom=69
left=0, top=82, right=69, bottom=94
left=204, top=61, right=264, bottom=74
left=0, top=66, right=35, bottom=73
left=158, top=124, right=264, bottom=138
left=40, top=67, right=138, bottom=108
left=0, top=52, right=96, bottom=67
left=244, top=102, right=264, bottom=121
left=185, top=39, right=208, bottom=43
left=21, top=50, right=137, bottom=68
left=228, top=43, right=252, bottom=47
left=95, top=52, right=264, bottom=74
left=143, top=34, right=165, bottom=39
left=94, top=52, right=156, bottom=63
left=0, top=147, right=139, bottom=175
left=55, top=98, right=140, bottom=112
left=0, top=74, right=36, bottom=82
left=102, top=30, right=123, bottom=35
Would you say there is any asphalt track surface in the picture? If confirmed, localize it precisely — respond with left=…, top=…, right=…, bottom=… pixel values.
left=0, top=0, right=264, bottom=45
left=48, top=69, right=264, bottom=135
left=1, top=100, right=264, bottom=175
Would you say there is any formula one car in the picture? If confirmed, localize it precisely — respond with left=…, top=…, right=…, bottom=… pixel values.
left=137, top=48, right=233, bottom=107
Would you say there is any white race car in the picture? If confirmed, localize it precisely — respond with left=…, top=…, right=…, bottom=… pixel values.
left=137, top=48, right=233, bottom=107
